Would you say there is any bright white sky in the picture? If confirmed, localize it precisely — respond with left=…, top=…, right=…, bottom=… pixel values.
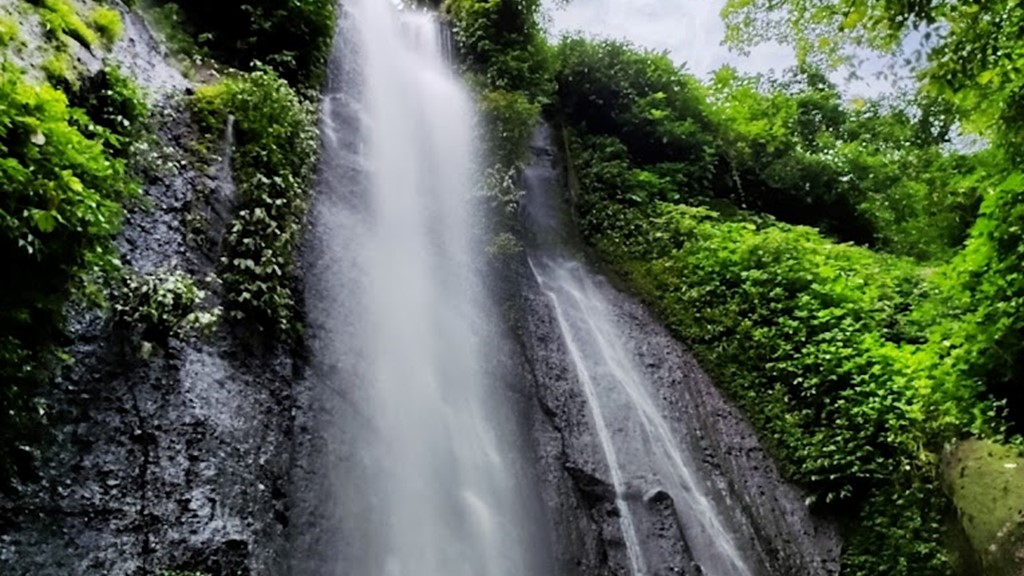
left=541, top=0, right=892, bottom=97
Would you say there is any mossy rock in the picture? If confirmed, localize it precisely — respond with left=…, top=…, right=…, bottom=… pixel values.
left=943, top=439, right=1024, bottom=576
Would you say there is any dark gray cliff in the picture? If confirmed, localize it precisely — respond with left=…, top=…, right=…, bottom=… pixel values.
left=0, top=8, right=302, bottom=575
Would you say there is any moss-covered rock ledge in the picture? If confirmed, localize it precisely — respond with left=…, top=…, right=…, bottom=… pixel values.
left=944, top=440, right=1024, bottom=576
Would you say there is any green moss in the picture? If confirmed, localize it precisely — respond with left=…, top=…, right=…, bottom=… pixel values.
left=189, top=70, right=318, bottom=335
left=0, top=15, right=21, bottom=47
left=89, top=6, right=122, bottom=47
left=30, top=0, right=99, bottom=48
left=943, top=439, right=1024, bottom=575
left=42, top=52, right=76, bottom=86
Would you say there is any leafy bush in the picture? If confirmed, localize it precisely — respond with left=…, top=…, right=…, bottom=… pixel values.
left=150, top=0, right=335, bottom=89
left=923, top=171, right=1024, bottom=428
left=190, top=70, right=318, bottom=335
left=555, top=37, right=717, bottom=173
left=444, top=0, right=552, bottom=101
left=114, top=268, right=220, bottom=350
left=0, top=62, right=138, bottom=483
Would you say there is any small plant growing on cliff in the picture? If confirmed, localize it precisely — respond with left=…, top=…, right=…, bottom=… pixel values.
left=65, top=64, right=150, bottom=158
left=0, top=15, right=21, bottom=47
left=189, top=69, right=318, bottom=336
left=29, top=0, right=99, bottom=48
left=89, top=6, right=123, bottom=47
left=113, top=268, right=220, bottom=352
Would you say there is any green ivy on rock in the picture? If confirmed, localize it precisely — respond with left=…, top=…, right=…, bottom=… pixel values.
left=190, top=70, right=318, bottom=336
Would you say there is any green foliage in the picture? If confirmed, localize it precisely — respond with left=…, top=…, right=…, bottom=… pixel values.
left=711, top=65, right=984, bottom=254
left=0, top=15, right=21, bottom=47
left=88, top=6, right=123, bottom=47
left=64, top=64, right=150, bottom=158
left=114, top=268, right=220, bottom=351
left=444, top=0, right=552, bottom=101
left=29, top=0, right=99, bottom=49
left=190, top=70, right=318, bottom=335
left=137, top=1, right=205, bottom=63
left=478, top=89, right=539, bottom=166
left=151, top=0, right=335, bottom=89
left=0, top=61, right=139, bottom=483
left=555, top=37, right=716, bottom=173
left=923, top=171, right=1024, bottom=428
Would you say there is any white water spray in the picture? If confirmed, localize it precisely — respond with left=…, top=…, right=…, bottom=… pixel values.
left=312, top=1, right=533, bottom=574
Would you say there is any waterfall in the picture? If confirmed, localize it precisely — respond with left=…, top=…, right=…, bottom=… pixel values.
left=522, top=125, right=761, bottom=576
left=308, top=1, right=535, bottom=575
left=530, top=257, right=755, bottom=576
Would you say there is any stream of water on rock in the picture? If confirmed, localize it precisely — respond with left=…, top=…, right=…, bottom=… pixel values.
left=530, top=257, right=755, bottom=576
left=313, top=1, right=533, bottom=574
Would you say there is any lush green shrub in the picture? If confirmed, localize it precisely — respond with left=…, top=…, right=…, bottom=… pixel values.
left=0, top=62, right=138, bottom=483
left=554, top=37, right=717, bottom=174
left=151, top=0, right=335, bottom=89
left=190, top=70, right=318, bottom=335
left=444, top=0, right=552, bottom=101
left=923, top=171, right=1024, bottom=428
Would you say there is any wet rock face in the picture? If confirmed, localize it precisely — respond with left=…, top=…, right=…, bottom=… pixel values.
left=0, top=10, right=300, bottom=575
left=514, top=125, right=842, bottom=576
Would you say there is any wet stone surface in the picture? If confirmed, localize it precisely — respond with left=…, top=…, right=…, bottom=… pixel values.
left=0, top=8, right=300, bottom=574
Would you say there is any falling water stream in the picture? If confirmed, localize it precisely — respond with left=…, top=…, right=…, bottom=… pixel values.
left=311, top=0, right=534, bottom=574
left=523, top=124, right=759, bottom=575
left=531, top=257, right=754, bottom=576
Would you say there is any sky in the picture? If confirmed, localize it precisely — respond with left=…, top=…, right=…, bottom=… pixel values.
left=541, top=0, right=894, bottom=97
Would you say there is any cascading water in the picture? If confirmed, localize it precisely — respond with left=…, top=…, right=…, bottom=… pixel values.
left=531, top=257, right=755, bottom=576
left=307, top=1, right=537, bottom=575
left=522, top=125, right=767, bottom=576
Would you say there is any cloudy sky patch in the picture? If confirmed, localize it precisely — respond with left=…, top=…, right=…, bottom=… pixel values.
left=541, top=0, right=893, bottom=96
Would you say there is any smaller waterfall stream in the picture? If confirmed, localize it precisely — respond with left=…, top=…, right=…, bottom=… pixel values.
left=530, top=257, right=754, bottom=576
left=532, top=260, right=648, bottom=576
